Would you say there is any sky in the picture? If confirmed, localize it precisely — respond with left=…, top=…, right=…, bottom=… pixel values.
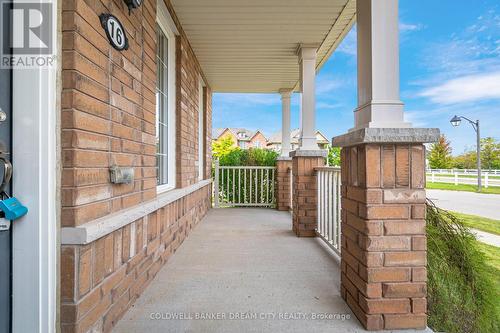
left=212, top=0, right=500, bottom=156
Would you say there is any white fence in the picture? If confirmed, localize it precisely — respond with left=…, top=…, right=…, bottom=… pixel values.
left=316, top=167, right=342, bottom=255
left=427, top=170, right=500, bottom=188
left=213, top=161, right=276, bottom=207
left=428, top=168, right=500, bottom=175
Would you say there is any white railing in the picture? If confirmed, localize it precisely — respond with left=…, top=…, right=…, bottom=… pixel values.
left=213, top=160, right=276, bottom=208
left=316, top=167, right=342, bottom=255
left=427, top=168, right=500, bottom=175
left=288, top=166, right=293, bottom=210
left=427, top=171, right=500, bottom=188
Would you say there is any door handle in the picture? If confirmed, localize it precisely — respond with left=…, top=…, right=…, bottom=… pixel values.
left=0, top=155, right=12, bottom=193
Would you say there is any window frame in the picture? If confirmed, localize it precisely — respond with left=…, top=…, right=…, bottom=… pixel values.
left=156, top=2, right=177, bottom=193
left=198, top=77, right=205, bottom=181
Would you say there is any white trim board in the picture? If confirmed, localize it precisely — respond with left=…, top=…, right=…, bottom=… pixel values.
left=11, top=1, right=59, bottom=331
left=61, top=180, right=212, bottom=245
left=156, top=0, right=178, bottom=193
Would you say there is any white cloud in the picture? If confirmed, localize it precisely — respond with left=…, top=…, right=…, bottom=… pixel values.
left=316, top=102, right=342, bottom=110
left=404, top=111, right=428, bottom=127
left=419, top=71, right=500, bottom=104
left=399, top=22, right=424, bottom=32
left=316, top=78, right=342, bottom=95
left=419, top=9, right=500, bottom=78
left=336, top=27, right=357, bottom=56
left=413, top=8, right=500, bottom=107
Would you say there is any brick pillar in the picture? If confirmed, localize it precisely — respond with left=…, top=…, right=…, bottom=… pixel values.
left=290, top=151, right=327, bottom=237
left=276, top=157, right=292, bottom=211
left=333, top=127, right=439, bottom=331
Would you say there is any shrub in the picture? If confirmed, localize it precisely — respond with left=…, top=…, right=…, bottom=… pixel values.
left=327, top=145, right=341, bottom=166
left=219, top=148, right=278, bottom=167
left=426, top=201, right=499, bottom=333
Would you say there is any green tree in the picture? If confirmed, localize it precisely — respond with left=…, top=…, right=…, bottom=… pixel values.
left=327, top=145, right=341, bottom=166
left=212, top=135, right=237, bottom=159
left=452, top=151, right=476, bottom=169
left=480, top=137, right=500, bottom=170
left=429, top=135, right=453, bottom=169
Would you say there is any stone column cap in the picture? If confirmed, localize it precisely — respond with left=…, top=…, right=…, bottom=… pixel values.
left=289, top=149, right=328, bottom=158
left=332, top=127, right=440, bottom=147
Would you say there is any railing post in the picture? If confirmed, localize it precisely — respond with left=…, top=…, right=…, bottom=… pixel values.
left=290, top=150, right=327, bottom=237
left=431, top=171, right=435, bottom=183
left=214, top=159, right=220, bottom=208
left=485, top=172, right=489, bottom=188
left=454, top=172, right=458, bottom=185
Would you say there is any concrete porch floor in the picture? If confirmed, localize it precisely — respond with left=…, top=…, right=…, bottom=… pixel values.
left=113, top=208, right=431, bottom=333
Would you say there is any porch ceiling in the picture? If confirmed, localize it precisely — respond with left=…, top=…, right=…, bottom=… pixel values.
left=170, top=0, right=356, bottom=93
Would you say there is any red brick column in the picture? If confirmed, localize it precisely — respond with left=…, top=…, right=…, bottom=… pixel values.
left=290, top=151, right=327, bottom=237
left=335, top=135, right=433, bottom=330
left=276, top=158, right=292, bottom=211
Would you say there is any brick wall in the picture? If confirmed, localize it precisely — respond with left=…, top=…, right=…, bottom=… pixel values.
left=61, top=0, right=158, bottom=226
left=60, top=0, right=213, bottom=331
left=340, top=143, right=427, bottom=330
left=175, top=20, right=211, bottom=187
left=61, top=0, right=210, bottom=227
left=61, top=186, right=211, bottom=333
left=248, top=132, right=267, bottom=148
left=291, top=156, right=325, bottom=237
left=275, top=159, right=292, bottom=211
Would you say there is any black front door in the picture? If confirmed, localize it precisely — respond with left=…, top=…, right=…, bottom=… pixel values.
left=0, top=0, right=12, bottom=330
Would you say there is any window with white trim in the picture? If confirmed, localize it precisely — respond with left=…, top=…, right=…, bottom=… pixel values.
left=198, top=78, right=205, bottom=181
left=156, top=10, right=176, bottom=191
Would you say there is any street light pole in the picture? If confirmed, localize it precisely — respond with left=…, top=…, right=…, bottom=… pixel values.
left=476, top=119, right=481, bottom=191
left=450, top=115, right=481, bottom=191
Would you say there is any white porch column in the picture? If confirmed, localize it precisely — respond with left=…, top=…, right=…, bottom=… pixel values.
left=354, top=0, right=411, bottom=129
left=297, top=45, right=318, bottom=150
left=279, top=89, right=292, bottom=156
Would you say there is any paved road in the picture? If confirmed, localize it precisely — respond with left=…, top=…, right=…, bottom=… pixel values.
left=427, top=189, right=500, bottom=247
left=426, top=189, right=500, bottom=220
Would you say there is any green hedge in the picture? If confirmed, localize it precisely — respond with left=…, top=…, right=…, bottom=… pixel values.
left=426, top=201, right=499, bottom=332
left=218, top=148, right=278, bottom=166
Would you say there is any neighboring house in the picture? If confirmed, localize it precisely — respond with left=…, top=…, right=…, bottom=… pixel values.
left=267, top=129, right=330, bottom=152
left=213, top=128, right=268, bottom=149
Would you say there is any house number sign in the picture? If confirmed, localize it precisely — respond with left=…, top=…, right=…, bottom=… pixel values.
left=99, top=14, right=129, bottom=51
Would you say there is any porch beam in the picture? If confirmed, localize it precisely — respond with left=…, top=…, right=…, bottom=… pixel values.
left=297, top=45, right=319, bottom=150
left=354, top=0, right=411, bottom=129
left=279, top=89, right=293, bottom=157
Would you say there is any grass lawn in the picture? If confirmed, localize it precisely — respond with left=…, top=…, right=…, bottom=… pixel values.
left=426, top=182, right=500, bottom=194
left=426, top=204, right=500, bottom=332
left=476, top=242, right=500, bottom=319
left=452, top=212, right=500, bottom=235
